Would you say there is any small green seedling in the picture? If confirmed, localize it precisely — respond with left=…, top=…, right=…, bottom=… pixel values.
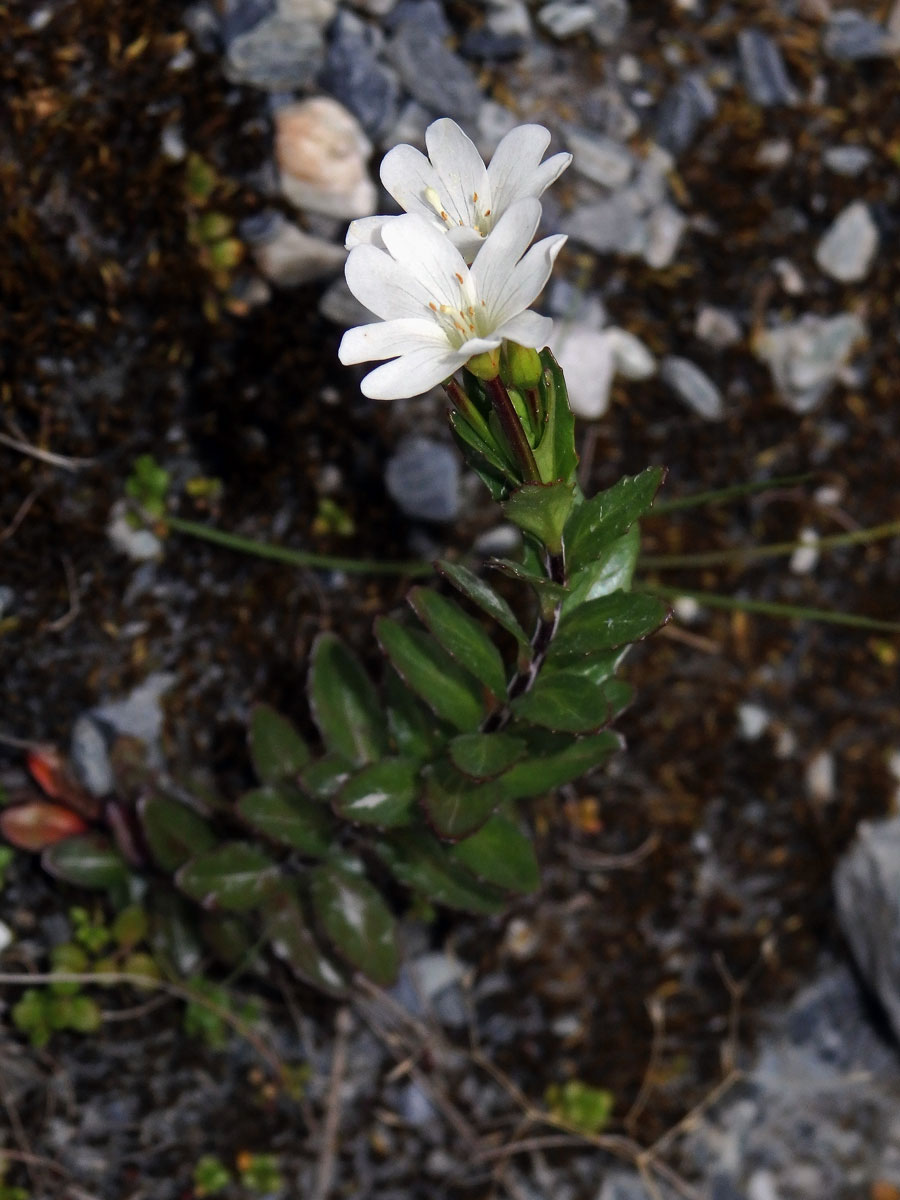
left=545, top=1079, right=614, bottom=1135
left=192, top=1154, right=231, bottom=1197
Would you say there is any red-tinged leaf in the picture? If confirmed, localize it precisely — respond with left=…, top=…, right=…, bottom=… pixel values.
left=0, top=801, right=89, bottom=851
left=26, top=746, right=101, bottom=818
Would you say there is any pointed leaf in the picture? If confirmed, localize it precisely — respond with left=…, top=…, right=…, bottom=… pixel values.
left=385, top=669, right=449, bottom=762
left=498, top=730, right=622, bottom=800
left=420, top=759, right=499, bottom=841
left=436, top=558, right=530, bottom=648
left=176, top=842, right=278, bottom=911
left=502, top=480, right=576, bottom=555
left=236, top=784, right=334, bottom=856
left=448, top=732, right=525, bottom=781
left=310, top=863, right=398, bottom=986
left=301, top=753, right=353, bottom=801
left=26, top=745, right=102, bottom=817
left=308, top=632, right=388, bottom=765
left=533, top=348, right=578, bottom=486
left=374, top=830, right=507, bottom=913
left=549, top=591, right=669, bottom=663
left=488, top=558, right=566, bottom=601
left=562, top=526, right=640, bottom=615
left=408, top=587, right=507, bottom=701
left=266, top=888, right=347, bottom=996
left=333, top=758, right=418, bottom=829
left=564, top=467, right=664, bottom=574
left=449, top=813, right=539, bottom=893
left=139, top=792, right=217, bottom=871
left=199, top=914, right=257, bottom=970
left=375, top=618, right=484, bottom=732
left=41, top=834, right=131, bottom=890
left=511, top=672, right=629, bottom=733
left=149, top=892, right=204, bottom=975
left=0, top=801, right=89, bottom=851
left=249, top=705, right=310, bottom=782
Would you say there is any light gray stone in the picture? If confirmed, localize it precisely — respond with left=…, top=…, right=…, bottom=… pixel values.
left=387, top=6, right=482, bottom=119
left=660, top=356, right=723, bottom=420
left=250, top=214, right=346, bottom=287
left=538, top=1, right=596, bottom=38
left=385, top=437, right=461, bottom=523
left=814, top=201, right=879, bottom=283
left=754, top=313, right=866, bottom=412
left=738, top=29, right=799, bottom=106
left=566, top=127, right=635, bottom=188
left=824, top=9, right=900, bottom=59
left=823, top=144, right=874, bottom=176
left=644, top=202, right=687, bottom=268
left=562, top=196, right=647, bottom=255
left=695, top=305, right=742, bottom=348
left=224, top=15, right=323, bottom=90
left=655, top=71, right=717, bottom=155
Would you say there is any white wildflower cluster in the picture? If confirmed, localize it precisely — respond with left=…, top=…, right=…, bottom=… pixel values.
left=339, top=119, right=571, bottom=400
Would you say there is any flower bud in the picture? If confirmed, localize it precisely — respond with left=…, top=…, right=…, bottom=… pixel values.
left=465, top=347, right=502, bottom=380
left=503, top=342, right=542, bottom=389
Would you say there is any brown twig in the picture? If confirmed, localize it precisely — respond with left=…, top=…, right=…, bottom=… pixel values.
left=0, top=429, right=95, bottom=472
left=45, top=554, right=81, bottom=633
left=311, top=1006, right=351, bottom=1200
left=0, top=485, right=44, bottom=543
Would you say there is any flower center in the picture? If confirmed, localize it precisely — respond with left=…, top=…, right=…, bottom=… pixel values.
left=428, top=296, right=488, bottom=349
left=424, top=186, right=493, bottom=237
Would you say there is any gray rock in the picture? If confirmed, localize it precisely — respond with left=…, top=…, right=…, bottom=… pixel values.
left=660, top=356, right=724, bottom=420
left=319, top=11, right=399, bottom=139
left=70, top=674, right=176, bottom=795
left=387, top=4, right=482, bottom=119
left=385, top=436, right=461, bottom=523
left=224, top=14, right=324, bottom=90
left=583, top=85, right=640, bottom=141
left=644, top=202, right=686, bottom=268
left=538, top=1, right=597, bottom=38
left=107, top=499, right=163, bottom=562
left=565, top=127, right=635, bottom=188
left=655, top=71, right=717, bottom=156
left=248, top=212, right=346, bottom=286
left=834, top=816, right=900, bottom=1042
left=824, top=9, right=900, bottom=59
left=814, top=201, right=879, bottom=283
left=562, top=195, right=647, bottom=255
left=588, top=0, right=629, bottom=46
left=70, top=715, right=115, bottom=797
left=754, top=313, right=866, bottom=413
left=695, top=304, right=742, bottom=349
left=822, top=144, right=873, bottom=176
left=596, top=1171, right=653, bottom=1200
left=737, top=29, right=799, bottom=106
left=0, top=586, right=15, bottom=618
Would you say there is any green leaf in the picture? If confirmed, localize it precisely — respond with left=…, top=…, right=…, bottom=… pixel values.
left=384, top=669, right=449, bottom=761
left=420, top=759, right=499, bottom=841
left=300, top=754, right=353, bottom=801
left=436, top=559, right=530, bottom=648
left=199, top=913, right=256, bottom=970
left=448, top=732, right=525, bottom=781
left=139, top=792, right=217, bottom=871
left=488, top=558, right=566, bottom=601
left=498, top=730, right=622, bottom=800
left=502, top=480, right=576, bottom=555
left=408, top=587, right=507, bottom=702
left=66, top=994, right=103, bottom=1034
left=564, top=466, right=664, bottom=574
left=375, top=618, right=484, bottom=732
left=249, top=705, right=310, bottom=782
left=41, top=835, right=131, bottom=890
left=448, top=813, right=540, bottom=893
left=533, top=348, right=578, bottom=486
left=374, top=830, right=507, bottom=914
left=265, top=888, right=347, bottom=996
left=308, top=633, right=388, bottom=765
left=562, top=526, right=640, bottom=615
left=310, top=863, right=398, bottom=986
left=511, top=672, right=629, bottom=733
left=236, top=784, right=334, bottom=855
left=548, top=591, right=669, bottom=663
left=333, top=758, right=418, bottom=829
left=176, top=843, right=278, bottom=911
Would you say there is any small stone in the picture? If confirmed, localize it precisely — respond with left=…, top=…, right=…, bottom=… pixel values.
left=823, top=144, right=873, bottom=176
left=0, top=586, right=15, bottom=618
left=538, top=1, right=596, bottom=38
left=660, top=356, right=723, bottom=420
left=597, top=1171, right=653, bottom=1200
left=0, top=921, right=12, bottom=953
left=789, top=527, right=820, bottom=574
left=485, top=0, right=532, bottom=39
left=70, top=714, right=114, bottom=797
left=160, top=124, right=187, bottom=162
left=588, top=0, right=629, bottom=46
left=549, top=325, right=616, bottom=419
left=643, top=202, right=687, bottom=268
left=805, top=748, right=835, bottom=805
left=93, top=673, right=175, bottom=754
left=695, top=305, right=742, bottom=348
left=756, top=137, right=792, bottom=167
left=773, top=257, right=806, bottom=295
left=814, top=201, right=879, bottom=283
left=320, top=11, right=400, bottom=140
left=107, top=500, right=162, bottom=562
left=565, top=127, right=635, bottom=188
left=385, top=437, right=460, bottom=523
left=824, top=9, right=900, bottom=59
left=738, top=704, right=770, bottom=740
left=562, top=196, right=646, bottom=255
left=737, top=29, right=799, bottom=106
left=224, top=14, right=324, bottom=90
left=275, top=97, right=376, bottom=219
left=605, top=328, right=656, bottom=379
left=387, top=5, right=482, bottom=119
left=251, top=217, right=347, bottom=287
left=583, top=85, right=640, bottom=140
left=655, top=71, right=717, bottom=156
left=754, top=313, right=866, bottom=413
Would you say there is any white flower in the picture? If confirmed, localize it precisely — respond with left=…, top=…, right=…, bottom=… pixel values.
left=339, top=198, right=566, bottom=400
left=346, top=118, right=572, bottom=263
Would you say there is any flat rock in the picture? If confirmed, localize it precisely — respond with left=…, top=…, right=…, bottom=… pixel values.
left=224, top=13, right=324, bottom=89
left=387, top=4, right=482, bottom=119
left=815, top=200, right=879, bottom=282
left=754, top=312, right=866, bottom=412
left=660, top=355, right=724, bottom=419
left=319, top=10, right=400, bottom=140
left=655, top=71, right=717, bottom=156
left=738, top=28, right=799, bottom=106
left=385, top=436, right=460, bottom=523
left=250, top=214, right=347, bottom=286
left=566, top=127, right=635, bottom=188
left=824, top=8, right=900, bottom=59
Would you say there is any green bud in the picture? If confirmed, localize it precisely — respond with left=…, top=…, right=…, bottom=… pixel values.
left=503, top=342, right=542, bottom=389
left=465, top=347, right=501, bottom=380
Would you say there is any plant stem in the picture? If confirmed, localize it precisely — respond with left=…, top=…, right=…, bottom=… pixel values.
left=485, top=375, right=541, bottom=484
left=651, top=585, right=900, bottom=633
left=651, top=473, right=814, bottom=515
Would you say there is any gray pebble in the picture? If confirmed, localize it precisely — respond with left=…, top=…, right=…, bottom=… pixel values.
left=538, top=1, right=597, bottom=38
left=385, top=436, right=461, bottom=523
left=660, top=355, right=724, bottom=420
left=822, top=144, right=873, bottom=176
left=319, top=10, right=400, bottom=139
left=655, top=71, right=717, bottom=156
left=565, top=126, right=635, bottom=188
left=644, top=202, right=686, bottom=268
left=824, top=9, right=900, bottom=59
left=695, top=304, right=742, bottom=349
left=754, top=312, right=866, bottom=413
left=70, top=714, right=115, bottom=797
left=737, top=29, right=798, bottom=106
left=386, top=8, right=482, bottom=119
left=224, top=15, right=324, bottom=90
left=815, top=201, right=879, bottom=282
left=562, top=195, right=647, bottom=255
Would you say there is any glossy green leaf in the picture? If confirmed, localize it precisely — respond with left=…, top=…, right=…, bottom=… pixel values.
left=301, top=753, right=353, bottom=801
left=375, top=618, right=484, bottom=732
left=511, top=672, right=627, bottom=733
left=249, top=704, right=310, bottom=782
left=176, top=842, right=278, bottom=911
left=564, top=466, right=664, bottom=574
left=310, top=863, right=398, bottom=986
left=374, top=830, right=507, bottom=914
left=448, top=813, right=539, bottom=893
left=502, top=480, right=576, bottom=555
left=333, top=758, right=418, bottom=829
left=420, top=759, right=499, bottom=841
left=139, top=792, right=217, bottom=871
left=498, top=730, right=622, bottom=800
left=436, top=558, right=530, bottom=648
left=488, top=557, right=566, bottom=601
left=384, top=669, right=447, bottom=762
left=448, top=732, right=526, bottom=781
left=149, top=891, right=204, bottom=976
left=533, top=348, right=578, bottom=486
left=41, top=834, right=131, bottom=890
left=266, top=888, right=347, bottom=996
left=236, top=784, right=334, bottom=856
left=543, top=648, right=623, bottom=689
left=548, top=591, right=669, bottom=663
left=562, top=526, right=640, bottom=616
left=308, top=632, right=388, bottom=765
left=199, top=913, right=257, bottom=970
left=408, top=587, right=507, bottom=701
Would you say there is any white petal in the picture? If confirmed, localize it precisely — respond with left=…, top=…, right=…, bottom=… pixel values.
left=425, top=118, right=489, bottom=228
left=344, top=244, right=433, bottom=321
left=360, top=345, right=468, bottom=400
left=345, top=215, right=391, bottom=250
left=470, top=198, right=542, bottom=317
left=339, top=318, right=448, bottom=365
left=487, top=124, right=570, bottom=211
left=445, top=225, right=486, bottom=263
left=495, top=309, right=553, bottom=349
left=605, top=328, right=656, bottom=379
left=380, top=144, right=444, bottom=222
left=381, top=214, right=470, bottom=310
left=490, top=233, right=567, bottom=327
